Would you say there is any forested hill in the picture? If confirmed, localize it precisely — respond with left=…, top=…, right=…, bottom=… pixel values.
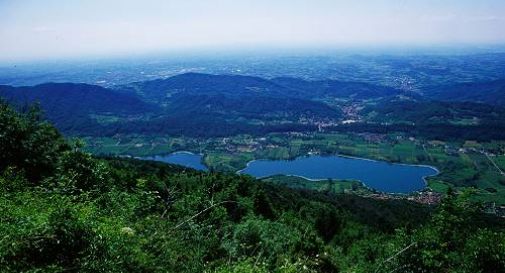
left=363, top=99, right=505, bottom=125
left=0, top=82, right=156, bottom=115
left=0, top=75, right=344, bottom=137
left=1, top=100, right=505, bottom=272
left=424, top=78, right=505, bottom=106
left=117, top=72, right=301, bottom=102
left=0, top=82, right=159, bottom=133
left=2, top=73, right=505, bottom=140
left=270, top=77, right=402, bottom=99
left=118, top=72, right=403, bottom=102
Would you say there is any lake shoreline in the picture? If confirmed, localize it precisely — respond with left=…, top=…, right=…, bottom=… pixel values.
left=138, top=151, right=208, bottom=171
left=134, top=151, right=440, bottom=194
left=237, top=154, right=439, bottom=194
left=237, top=153, right=440, bottom=175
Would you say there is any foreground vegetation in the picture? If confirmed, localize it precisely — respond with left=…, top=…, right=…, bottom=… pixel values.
left=1, top=101, right=505, bottom=272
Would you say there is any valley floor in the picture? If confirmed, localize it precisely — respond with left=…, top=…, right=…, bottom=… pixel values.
left=84, top=132, right=505, bottom=206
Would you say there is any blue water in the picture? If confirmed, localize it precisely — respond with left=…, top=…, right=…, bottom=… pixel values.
left=238, top=155, right=438, bottom=193
left=143, top=152, right=208, bottom=171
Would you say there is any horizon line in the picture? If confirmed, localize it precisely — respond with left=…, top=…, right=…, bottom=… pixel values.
left=2, top=43, right=505, bottom=65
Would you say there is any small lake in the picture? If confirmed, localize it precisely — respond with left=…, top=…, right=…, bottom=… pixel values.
left=142, top=152, right=208, bottom=171
left=238, top=155, right=438, bottom=193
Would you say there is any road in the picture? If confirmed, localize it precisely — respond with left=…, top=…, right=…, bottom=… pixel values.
left=484, top=152, right=505, bottom=176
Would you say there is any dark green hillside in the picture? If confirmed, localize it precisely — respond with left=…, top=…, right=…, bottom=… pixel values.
left=0, top=83, right=156, bottom=115
left=1, top=101, right=505, bottom=273
left=167, top=94, right=341, bottom=120
left=0, top=76, right=343, bottom=138
left=425, top=79, right=505, bottom=105
left=119, top=73, right=300, bottom=103
left=89, top=115, right=317, bottom=137
left=0, top=83, right=159, bottom=132
left=2, top=74, right=505, bottom=142
left=272, top=77, right=402, bottom=99
left=0, top=79, right=341, bottom=136
left=119, top=73, right=403, bottom=103
left=364, top=99, right=505, bottom=125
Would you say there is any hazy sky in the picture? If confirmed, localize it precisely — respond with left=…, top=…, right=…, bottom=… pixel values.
left=1, top=0, right=505, bottom=61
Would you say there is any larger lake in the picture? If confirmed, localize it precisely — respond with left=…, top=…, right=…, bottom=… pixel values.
left=238, top=155, right=438, bottom=193
left=143, top=152, right=439, bottom=193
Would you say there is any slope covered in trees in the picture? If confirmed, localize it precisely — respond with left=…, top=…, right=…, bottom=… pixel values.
left=2, top=74, right=505, bottom=141
left=424, top=79, right=505, bottom=106
left=1, top=101, right=504, bottom=272
left=118, top=72, right=402, bottom=102
left=364, top=98, right=505, bottom=125
left=271, top=77, right=402, bottom=99
left=0, top=83, right=159, bottom=133
left=0, top=76, right=343, bottom=137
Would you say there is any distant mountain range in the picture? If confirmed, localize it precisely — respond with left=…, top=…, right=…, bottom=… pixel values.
left=1, top=73, right=505, bottom=138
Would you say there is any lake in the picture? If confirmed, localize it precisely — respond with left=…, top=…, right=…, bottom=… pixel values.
left=142, top=152, right=208, bottom=171
left=144, top=152, right=438, bottom=193
left=238, top=155, right=438, bottom=193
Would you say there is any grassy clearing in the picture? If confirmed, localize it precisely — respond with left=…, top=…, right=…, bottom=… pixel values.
left=261, top=175, right=366, bottom=195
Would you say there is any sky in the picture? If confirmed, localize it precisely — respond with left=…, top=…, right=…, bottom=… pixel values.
left=1, top=0, right=505, bottom=62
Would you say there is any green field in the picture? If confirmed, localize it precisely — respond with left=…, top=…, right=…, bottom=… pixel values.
left=261, top=175, right=368, bottom=195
